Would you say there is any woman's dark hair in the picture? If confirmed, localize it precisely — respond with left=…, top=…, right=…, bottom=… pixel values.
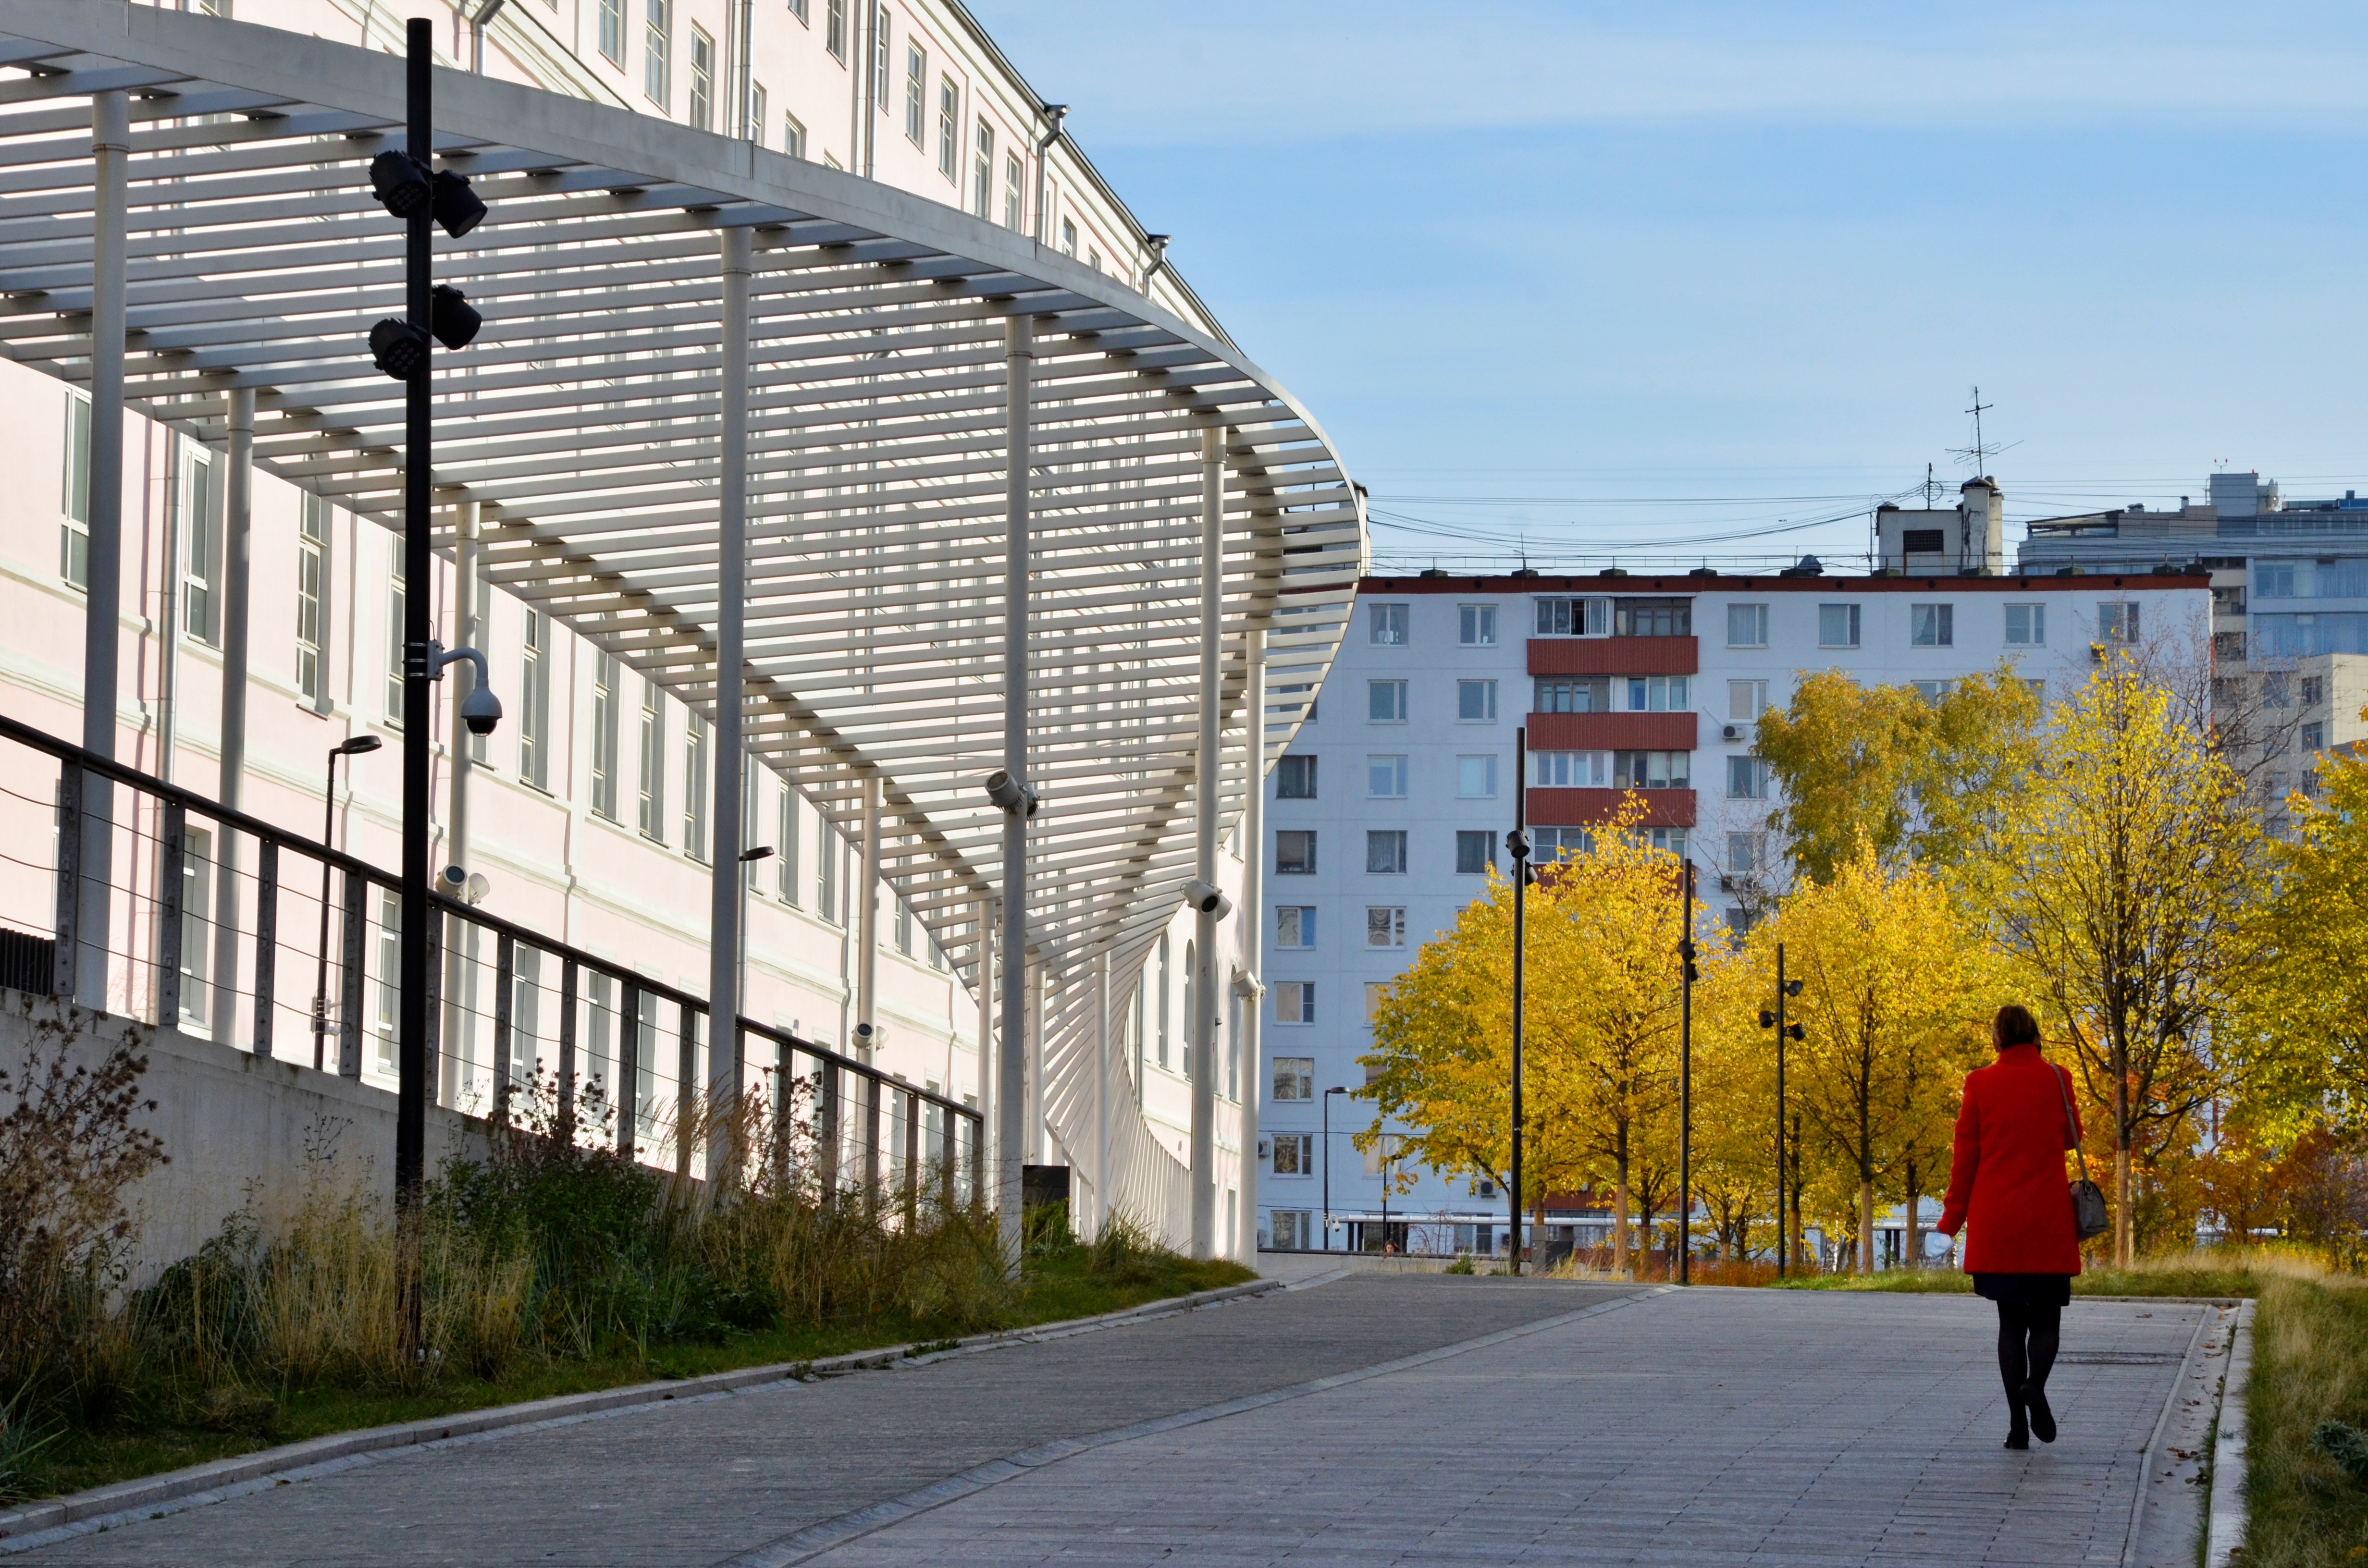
left=1995, top=1004, right=2041, bottom=1047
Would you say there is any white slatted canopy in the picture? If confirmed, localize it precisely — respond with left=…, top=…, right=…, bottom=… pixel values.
left=0, top=1, right=1364, bottom=988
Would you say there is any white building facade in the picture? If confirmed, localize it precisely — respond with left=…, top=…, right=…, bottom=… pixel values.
left=1258, top=566, right=2211, bottom=1255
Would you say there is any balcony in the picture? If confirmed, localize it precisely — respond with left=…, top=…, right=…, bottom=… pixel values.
left=1526, top=787, right=1697, bottom=829
left=1526, top=712, right=1699, bottom=750
left=1528, top=636, right=1698, bottom=676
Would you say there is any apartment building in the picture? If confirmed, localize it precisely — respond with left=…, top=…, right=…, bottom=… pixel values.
left=1257, top=557, right=2210, bottom=1253
left=0, top=0, right=1245, bottom=1170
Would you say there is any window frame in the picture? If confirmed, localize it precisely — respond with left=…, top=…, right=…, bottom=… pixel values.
left=1456, top=754, right=1498, bottom=798
left=1274, top=905, right=1316, bottom=949
left=643, top=0, right=672, bottom=109
left=904, top=41, right=926, bottom=145
left=937, top=77, right=958, bottom=180
left=2005, top=602, right=2046, bottom=647
left=1271, top=1056, right=1314, bottom=1101
left=1456, top=679, right=1499, bottom=722
left=971, top=117, right=994, bottom=220
left=1274, top=830, right=1317, bottom=875
left=1726, top=601, right=1768, bottom=649
left=1365, top=829, right=1409, bottom=875
left=1273, top=982, right=1314, bottom=1026
left=296, top=494, right=330, bottom=707
left=688, top=24, right=714, bottom=128
left=1457, top=603, right=1498, bottom=647
left=1910, top=602, right=1955, bottom=648
left=1367, top=679, right=1408, bottom=723
left=1817, top=601, right=1862, bottom=650
left=1365, top=906, right=1407, bottom=949
left=1275, top=754, right=1317, bottom=799
left=1454, top=830, right=1495, bottom=875
left=825, top=0, right=845, bottom=59
left=1368, top=602, right=1410, bottom=646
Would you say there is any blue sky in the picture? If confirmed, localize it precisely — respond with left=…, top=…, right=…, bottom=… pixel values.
left=966, top=2, right=2368, bottom=570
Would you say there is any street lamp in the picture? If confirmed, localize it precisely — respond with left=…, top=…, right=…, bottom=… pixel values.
left=1757, top=942, right=1805, bottom=1274
left=310, top=734, right=382, bottom=1071
left=1322, top=1084, right=1348, bottom=1252
left=737, top=845, right=774, bottom=1016
left=1677, top=858, right=1698, bottom=1285
left=1506, top=725, right=1537, bottom=1274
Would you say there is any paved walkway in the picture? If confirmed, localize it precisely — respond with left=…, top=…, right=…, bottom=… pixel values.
left=11, top=1281, right=2210, bottom=1568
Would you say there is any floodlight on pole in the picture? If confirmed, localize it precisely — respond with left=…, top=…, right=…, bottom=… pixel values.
left=310, top=733, right=383, bottom=1071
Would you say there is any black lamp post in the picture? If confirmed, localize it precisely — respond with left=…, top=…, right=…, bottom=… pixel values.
left=1506, top=724, right=1532, bottom=1274
left=309, top=734, right=382, bottom=1070
left=1677, top=858, right=1697, bottom=1284
left=1322, top=1084, right=1347, bottom=1252
left=1757, top=941, right=1804, bottom=1274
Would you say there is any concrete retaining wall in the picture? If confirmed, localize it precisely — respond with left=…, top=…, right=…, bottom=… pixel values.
left=1, top=987, right=487, bottom=1278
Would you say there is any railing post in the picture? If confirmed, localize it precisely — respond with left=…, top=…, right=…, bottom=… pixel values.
left=863, top=1068, right=882, bottom=1196
left=940, top=1101, right=958, bottom=1215
left=818, top=1058, right=841, bottom=1194
left=52, top=762, right=81, bottom=1000
left=158, top=801, right=186, bottom=1026
left=557, top=957, right=580, bottom=1140
left=676, top=1005, right=700, bottom=1177
left=618, top=983, right=641, bottom=1162
left=337, top=870, right=366, bottom=1078
left=968, top=1108, right=984, bottom=1209
left=252, top=839, right=277, bottom=1056
left=491, top=931, right=516, bottom=1121
left=903, top=1087, right=920, bottom=1223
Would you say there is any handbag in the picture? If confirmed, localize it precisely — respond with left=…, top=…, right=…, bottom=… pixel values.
left=2054, top=1061, right=2112, bottom=1242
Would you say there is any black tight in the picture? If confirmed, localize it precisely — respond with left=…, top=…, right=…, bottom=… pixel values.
left=1996, top=1301, right=2061, bottom=1408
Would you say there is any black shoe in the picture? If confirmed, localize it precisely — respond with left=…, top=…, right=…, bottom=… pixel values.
left=2023, top=1384, right=2056, bottom=1444
left=2005, top=1409, right=2030, bottom=1450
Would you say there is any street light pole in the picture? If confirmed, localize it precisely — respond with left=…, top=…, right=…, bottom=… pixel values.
left=1678, top=858, right=1696, bottom=1285
left=310, top=736, right=381, bottom=1071
left=1506, top=726, right=1530, bottom=1276
left=1322, top=1084, right=1346, bottom=1252
left=1758, top=941, right=1803, bottom=1275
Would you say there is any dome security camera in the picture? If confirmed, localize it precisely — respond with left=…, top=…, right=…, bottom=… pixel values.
left=1184, top=879, right=1233, bottom=919
left=461, top=683, right=503, bottom=736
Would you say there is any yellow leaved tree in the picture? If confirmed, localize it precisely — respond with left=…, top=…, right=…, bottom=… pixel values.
left=1745, top=852, right=1996, bottom=1273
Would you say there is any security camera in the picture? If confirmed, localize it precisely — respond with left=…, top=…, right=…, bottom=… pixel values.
left=1185, top=879, right=1233, bottom=919
left=460, top=683, right=503, bottom=736
left=982, top=769, right=1038, bottom=816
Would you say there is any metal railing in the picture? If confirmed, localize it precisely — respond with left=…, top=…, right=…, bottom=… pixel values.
left=0, top=712, right=980, bottom=1206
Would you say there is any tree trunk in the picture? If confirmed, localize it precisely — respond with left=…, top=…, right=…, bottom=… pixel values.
left=1903, top=1159, right=1920, bottom=1273
left=1858, top=1178, right=1875, bottom=1274
left=2113, top=1036, right=2132, bottom=1266
left=1614, top=1164, right=1632, bottom=1277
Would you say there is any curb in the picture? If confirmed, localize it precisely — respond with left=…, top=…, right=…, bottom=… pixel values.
left=0, top=1276, right=1282, bottom=1548
left=2205, top=1297, right=2257, bottom=1568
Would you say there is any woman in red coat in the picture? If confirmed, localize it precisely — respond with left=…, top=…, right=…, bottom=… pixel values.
left=1936, top=1004, right=2084, bottom=1451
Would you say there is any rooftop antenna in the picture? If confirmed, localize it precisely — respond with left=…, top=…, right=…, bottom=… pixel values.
left=1947, top=385, right=2008, bottom=476
left=1920, top=462, right=1943, bottom=507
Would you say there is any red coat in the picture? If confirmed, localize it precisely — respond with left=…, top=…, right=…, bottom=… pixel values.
left=1937, top=1043, right=2085, bottom=1276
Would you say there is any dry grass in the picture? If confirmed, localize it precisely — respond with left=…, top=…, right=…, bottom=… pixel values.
left=2241, top=1270, right=2368, bottom=1567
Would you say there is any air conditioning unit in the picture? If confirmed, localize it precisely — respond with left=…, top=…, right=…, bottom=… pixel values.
left=1258, top=1137, right=1271, bottom=1160
left=1721, top=723, right=1745, bottom=742
left=1476, top=1180, right=1497, bottom=1199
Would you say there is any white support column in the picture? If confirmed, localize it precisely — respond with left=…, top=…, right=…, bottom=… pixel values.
left=75, top=90, right=129, bottom=1014
left=998, top=314, right=1035, bottom=1266
left=211, top=388, right=255, bottom=1049
left=1238, top=624, right=1266, bottom=1262
left=440, top=500, right=479, bottom=1103
left=1189, top=419, right=1224, bottom=1258
left=856, top=770, right=881, bottom=1052
left=975, top=893, right=995, bottom=1197
left=705, top=224, right=752, bottom=1181
left=1094, top=947, right=1110, bottom=1240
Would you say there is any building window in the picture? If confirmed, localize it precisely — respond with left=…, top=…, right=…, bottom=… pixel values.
left=1727, top=831, right=1764, bottom=875
left=1818, top=602, right=1861, bottom=649
left=1276, top=755, right=1317, bottom=798
left=1534, top=596, right=1609, bottom=637
left=2098, top=602, right=2141, bottom=645
left=1270, top=1209, right=1313, bottom=1249
left=1365, top=906, right=1406, bottom=948
left=1364, top=983, right=1390, bottom=1022
left=384, top=535, right=406, bottom=727
left=1911, top=603, right=1954, bottom=648
left=1458, top=604, right=1497, bottom=646
left=1271, top=1133, right=1312, bottom=1175
left=778, top=784, right=801, bottom=904
left=937, top=77, right=958, bottom=179
left=1620, top=675, right=1688, bottom=712
left=1272, top=1056, right=1313, bottom=1101
left=1532, top=826, right=1592, bottom=861
left=373, top=886, right=402, bottom=1073
left=1534, top=676, right=1608, bottom=713
left=1912, top=679, right=1957, bottom=703
left=597, top=0, right=624, bottom=65
left=1275, top=830, right=1316, bottom=874
left=747, top=82, right=766, bottom=145
left=296, top=495, right=329, bottom=705
left=683, top=711, right=709, bottom=860
left=1728, top=680, right=1768, bottom=723
left=1615, top=751, right=1689, bottom=789
left=62, top=390, right=91, bottom=589
left=2301, top=675, right=2325, bottom=707
left=643, top=0, right=671, bottom=109
left=1368, top=680, right=1407, bottom=723
left=2005, top=603, right=2045, bottom=646
left=1275, top=906, right=1315, bottom=948
left=825, top=0, right=844, bottom=59
left=689, top=26, right=714, bottom=128
left=818, top=821, right=840, bottom=920
left=1457, top=679, right=1498, bottom=722
left=466, top=579, right=491, bottom=763
left=1273, top=982, right=1314, bottom=1025
left=1002, top=150, right=1023, bottom=230
left=783, top=113, right=806, bottom=159
left=175, top=444, right=218, bottom=648
left=518, top=609, right=552, bottom=789
left=637, top=679, right=665, bottom=840
left=1727, top=602, right=1768, bottom=648
left=2303, top=721, right=2327, bottom=751
left=1455, top=830, right=1494, bottom=875
left=1060, top=216, right=1077, bottom=255
left=1457, top=755, right=1497, bottom=798
left=896, top=895, right=914, bottom=956
left=1366, top=755, right=1407, bottom=798
left=1366, top=830, right=1408, bottom=875
left=177, top=824, right=214, bottom=1026
left=873, top=11, right=891, bottom=111
left=1727, top=756, right=1769, bottom=799
left=902, top=41, right=926, bottom=144
left=1614, top=598, right=1690, bottom=637
left=1369, top=602, right=1410, bottom=645
left=1530, top=750, right=1608, bottom=787
left=971, top=117, right=994, bottom=219
left=591, top=652, right=621, bottom=820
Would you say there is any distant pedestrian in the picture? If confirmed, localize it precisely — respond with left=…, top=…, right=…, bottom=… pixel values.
left=1936, top=1004, right=2084, bottom=1451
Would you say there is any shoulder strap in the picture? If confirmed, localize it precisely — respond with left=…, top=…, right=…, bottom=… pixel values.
left=2051, top=1059, right=2091, bottom=1181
